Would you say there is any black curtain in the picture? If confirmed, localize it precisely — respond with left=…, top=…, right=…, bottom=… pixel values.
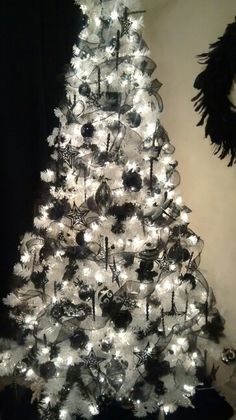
left=0, top=1, right=234, bottom=419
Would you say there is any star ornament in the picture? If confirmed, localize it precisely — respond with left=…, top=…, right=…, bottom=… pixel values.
left=58, top=145, right=78, bottom=167
left=81, top=349, right=106, bottom=369
left=134, top=342, right=152, bottom=368
left=67, top=205, right=89, bottom=227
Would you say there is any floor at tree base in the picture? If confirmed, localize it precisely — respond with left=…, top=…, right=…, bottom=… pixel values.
left=0, top=385, right=234, bottom=420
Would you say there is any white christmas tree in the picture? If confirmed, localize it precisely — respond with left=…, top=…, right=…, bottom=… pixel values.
left=0, top=0, right=226, bottom=419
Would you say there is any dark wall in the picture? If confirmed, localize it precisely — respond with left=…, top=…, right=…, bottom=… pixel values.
left=0, top=0, right=82, bottom=298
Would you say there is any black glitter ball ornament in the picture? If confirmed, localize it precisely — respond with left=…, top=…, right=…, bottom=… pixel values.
left=112, top=310, right=132, bottom=330
left=51, top=304, right=64, bottom=320
left=127, top=111, right=142, bottom=128
left=39, top=361, right=56, bottom=380
left=79, top=82, right=91, bottom=97
left=122, top=170, right=142, bottom=192
left=79, top=285, right=94, bottom=301
left=70, top=330, right=89, bottom=350
left=81, top=122, right=95, bottom=138
left=167, top=242, right=190, bottom=263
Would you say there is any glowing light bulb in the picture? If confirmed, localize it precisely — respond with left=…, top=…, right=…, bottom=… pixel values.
left=26, top=369, right=34, bottom=377
left=176, top=196, right=183, bottom=206
left=60, top=409, right=68, bottom=419
left=44, top=396, right=51, bottom=404
left=111, top=10, right=118, bottom=20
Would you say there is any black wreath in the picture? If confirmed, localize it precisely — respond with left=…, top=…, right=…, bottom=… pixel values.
left=192, top=18, right=236, bottom=166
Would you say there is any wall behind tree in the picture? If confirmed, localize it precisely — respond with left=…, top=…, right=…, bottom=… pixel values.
left=142, top=0, right=236, bottom=345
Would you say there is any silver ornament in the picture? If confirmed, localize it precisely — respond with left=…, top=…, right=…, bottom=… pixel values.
left=221, top=348, right=236, bottom=364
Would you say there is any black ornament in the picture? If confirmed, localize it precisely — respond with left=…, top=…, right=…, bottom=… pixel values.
left=70, top=330, right=89, bottom=350
left=127, top=111, right=141, bottom=128
left=31, top=268, right=48, bottom=289
left=111, top=221, right=125, bottom=234
left=76, top=231, right=85, bottom=246
left=66, top=364, right=82, bottom=383
left=109, top=203, right=136, bottom=221
left=59, top=384, right=71, bottom=401
left=79, top=285, right=94, bottom=301
left=145, top=359, right=170, bottom=384
left=136, top=260, right=157, bottom=282
left=112, top=310, right=132, bottom=330
left=201, top=311, right=225, bottom=343
left=81, top=122, right=95, bottom=138
left=221, top=348, right=236, bottom=364
left=167, top=242, right=190, bottom=263
left=123, top=252, right=135, bottom=267
left=180, top=273, right=196, bottom=289
left=154, top=380, right=166, bottom=395
left=122, top=170, right=142, bottom=192
left=48, top=199, right=69, bottom=220
left=63, top=301, right=91, bottom=320
left=39, top=361, right=56, bottom=380
left=98, top=287, right=114, bottom=305
left=51, top=304, right=64, bottom=320
left=131, top=380, right=150, bottom=403
left=79, top=82, right=91, bottom=97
